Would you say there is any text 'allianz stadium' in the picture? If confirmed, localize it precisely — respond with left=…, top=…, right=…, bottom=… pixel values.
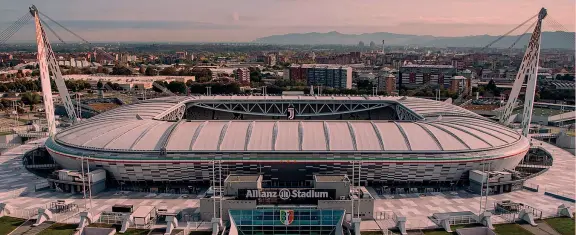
left=46, top=96, right=529, bottom=185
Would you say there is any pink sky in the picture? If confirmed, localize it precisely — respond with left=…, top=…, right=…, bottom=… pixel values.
left=3, top=0, right=575, bottom=42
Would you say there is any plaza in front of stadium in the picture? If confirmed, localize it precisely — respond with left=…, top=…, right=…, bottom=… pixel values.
left=1, top=95, right=574, bottom=235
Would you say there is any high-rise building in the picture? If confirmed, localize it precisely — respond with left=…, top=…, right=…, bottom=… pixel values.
left=376, top=74, right=396, bottom=94
left=399, top=64, right=456, bottom=88
left=176, top=51, right=187, bottom=59
left=234, top=68, right=251, bottom=82
left=265, top=54, right=277, bottom=66
left=286, top=64, right=352, bottom=89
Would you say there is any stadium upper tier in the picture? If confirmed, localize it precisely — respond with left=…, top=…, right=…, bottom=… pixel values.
left=52, top=95, right=520, bottom=154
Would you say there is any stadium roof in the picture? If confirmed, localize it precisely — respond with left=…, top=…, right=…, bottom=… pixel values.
left=56, top=119, right=520, bottom=153
left=54, top=96, right=518, bottom=153
left=84, top=95, right=484, bottom=122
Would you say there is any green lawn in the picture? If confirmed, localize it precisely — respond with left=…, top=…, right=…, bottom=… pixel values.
left=544, top=217, right=576, bottom=235
left=493, top=223, right=534, bottom=235
left=37, top=223, right=77, bottom=235
left=0, top=216, right=26, bottom=235
left=421, top=224, right=483, bottom=235
left=361, top=231, right=384, bottom=235
left=122, top=228, right=151, bottom=235
left=85, top=224, right=148, bottom=235
left=189, top=231, right=212, bottom=235
left=86, top=223, right=118, bottom=229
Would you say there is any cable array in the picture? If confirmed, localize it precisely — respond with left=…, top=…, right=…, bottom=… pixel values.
left=0, top=12, right=32, bottom=47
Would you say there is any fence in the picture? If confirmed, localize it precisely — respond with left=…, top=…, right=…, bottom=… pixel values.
left=447, top=215, right=478, bottom=225
left=9, top=207, right=39, bottom=220
left=375, top=210, right=397, bottom=221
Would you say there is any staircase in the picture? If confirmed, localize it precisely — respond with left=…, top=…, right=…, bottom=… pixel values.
left=9, top=220, right=54, bottom=235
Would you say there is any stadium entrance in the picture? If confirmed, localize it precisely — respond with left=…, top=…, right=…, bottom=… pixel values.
left=229, top=208, right=345, bottom=235
left=199, top=174, right=374, bottom=235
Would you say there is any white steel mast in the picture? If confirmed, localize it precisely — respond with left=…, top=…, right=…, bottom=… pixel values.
left=30, top=5, right=78, bottom=136
left=31, top=6, right=57, bottom=136
left=499, top=8, right=547, bottom=137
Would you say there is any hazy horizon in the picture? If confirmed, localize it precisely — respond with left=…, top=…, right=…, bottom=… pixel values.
left=0, top=0, right=574, bottom=42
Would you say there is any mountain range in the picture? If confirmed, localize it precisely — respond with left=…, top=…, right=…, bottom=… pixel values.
left=253, top=31, right=575, bottom=49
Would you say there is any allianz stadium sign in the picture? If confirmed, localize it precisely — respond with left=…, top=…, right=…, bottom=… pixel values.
left=240, top=189, right=333, bottom=200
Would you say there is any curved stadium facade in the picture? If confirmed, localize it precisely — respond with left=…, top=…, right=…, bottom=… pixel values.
left=45, top=95, right=529, bottom=186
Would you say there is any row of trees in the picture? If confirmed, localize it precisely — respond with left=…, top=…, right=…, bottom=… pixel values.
left=0, top=79, right=91, bottom=93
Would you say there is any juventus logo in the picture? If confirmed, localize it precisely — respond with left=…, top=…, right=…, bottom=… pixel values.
left=287, top=107, right=295, bottom=120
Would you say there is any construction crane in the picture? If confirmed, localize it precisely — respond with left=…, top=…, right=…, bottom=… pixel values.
left=30, top=5, right=78, bottom=136
left=498, top=8, right=547, bottom=137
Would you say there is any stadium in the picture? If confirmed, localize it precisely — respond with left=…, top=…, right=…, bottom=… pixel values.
left=44, top=95, right=530, bottom=187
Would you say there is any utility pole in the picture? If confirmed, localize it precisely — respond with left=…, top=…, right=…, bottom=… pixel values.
left=87, top=156, right=93, bottom=211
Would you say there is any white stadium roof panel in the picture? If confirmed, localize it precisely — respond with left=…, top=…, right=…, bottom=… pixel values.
left=192, top=122, right=226, bottom=150
left=131, top=121, right=175, bottom=150
left=165, top=121, right=203, bottom=150
left=247, top=122, right=275, bottom=151
left=275, top=122, right=300, bottom=151
left=326, top=122, right=354, bottom=151
left=350, top=122, right=381, bottom=151
left=219, top=121, right=251, bottom=151
left=400, top=123, right=441, bottom=151
left=103, top=120, right=159, bottom=150
left=301, top=122, right=328, bottom=151
left=424, top=125, right=469, bottom=151
left=83, top=121, right=148, bottom=148
left=373, top=122, right=409, bottom=151
left=432, top=124, right=491, bottom=149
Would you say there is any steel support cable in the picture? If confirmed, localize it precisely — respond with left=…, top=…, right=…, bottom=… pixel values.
left=0, top=16, right=31, bottom=48
left=38, top=11, right=89, bottom=43
left=39, top=11, right=115, bottom=61
left=509, top=20, right=537, bottom=49
left=483, top=14, right=538, bottom=49
left=0, top=12, right=30, bottom=41
left=40, top=18, right=66, bottom=44
left=0, top=15, right=31, bottom=44
left=0, top=13, right=32, bottom=46
left=545, top=17, right=575, bottom=45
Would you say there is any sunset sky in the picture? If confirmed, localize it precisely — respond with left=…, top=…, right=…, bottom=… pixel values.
left=0, top=0, right=574, bottom=42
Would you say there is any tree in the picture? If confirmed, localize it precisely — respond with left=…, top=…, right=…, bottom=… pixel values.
left=111, top=66, right=132, bottom=75
left=145, top=67, right=157, bottom=76
left=249, top=67, right=262, bottom=82
left=160, top=67, right=178, bottom=76
left=20, top=92, right=41, bottom=118
left=166, top=81, right=187, bottom=94
left=356, top=80, right=373, bottom=91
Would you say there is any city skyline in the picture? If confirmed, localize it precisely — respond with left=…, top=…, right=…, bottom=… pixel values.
left=0, top=0, right=574, bottom=42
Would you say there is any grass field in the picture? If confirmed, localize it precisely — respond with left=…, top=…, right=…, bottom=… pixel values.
left=421, top=224, right=483, bottom=235
left=493, top=223, right=533, bottom=235
left=544, top=217, right=576, bottom=235
left=85, top=224, right=148, bottom=235
left=0, top=216, right=26, bottom=235
left=361, top=231, right=384, bottom=235
left=37, top=223, right=77, bottom=235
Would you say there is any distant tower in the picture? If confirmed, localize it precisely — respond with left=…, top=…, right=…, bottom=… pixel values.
left=382, top=40, right=385, bottom=54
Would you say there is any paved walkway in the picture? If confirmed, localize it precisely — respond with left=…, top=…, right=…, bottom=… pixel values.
left=0, top=138, right=574, bottom=231
left=524, top=140, right=576, bottom=198
left=371, top=139, right=575, bottom=230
